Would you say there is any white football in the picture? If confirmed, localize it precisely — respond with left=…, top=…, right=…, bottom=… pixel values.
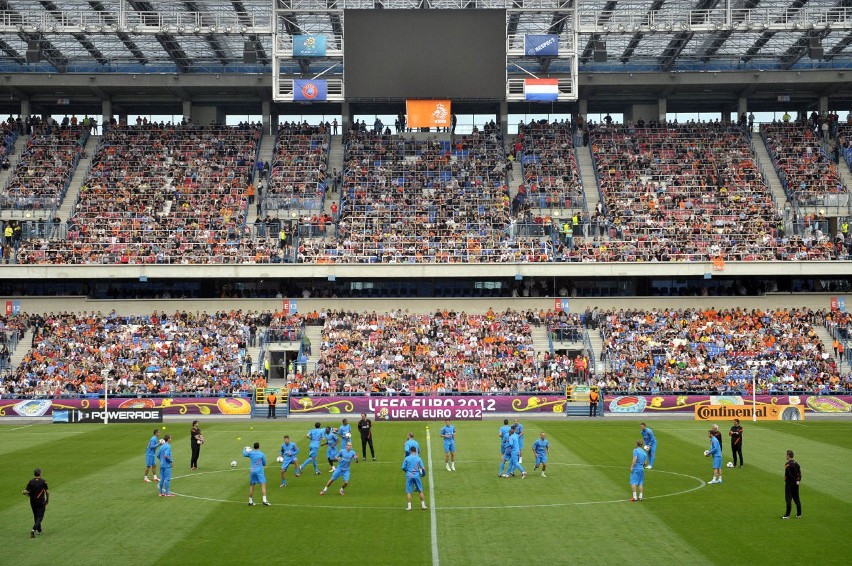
left=345, top=433, right=352, bottom=439
left=244, top=446, right=252, bottom=453
left=276, top=456, right=284, bottom=463
left=230, top=461, right=237, bottom=467
left=158, top=439, right=165, bottom=445
left=726, top=462, right=734, bottom=468
left=703, top=450, right=710, bottom=456
left=643, top=445, right=650, bottom=451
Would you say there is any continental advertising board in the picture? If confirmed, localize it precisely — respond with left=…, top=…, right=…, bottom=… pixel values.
left=693, top=404, right=805, bottom=421
left=606, top=394, right=850, bottom=414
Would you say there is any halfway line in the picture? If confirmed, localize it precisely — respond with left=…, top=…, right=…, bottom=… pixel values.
left=425, top=427, right=439, bottom=566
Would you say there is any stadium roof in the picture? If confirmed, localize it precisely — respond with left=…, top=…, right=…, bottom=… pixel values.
left=0, top=0, right=851, bottom=113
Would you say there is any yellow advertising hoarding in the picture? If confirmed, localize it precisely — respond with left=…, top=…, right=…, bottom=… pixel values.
left=406, top=99, right=452, bottom=129
left=694, top=404, right=804, bottom=421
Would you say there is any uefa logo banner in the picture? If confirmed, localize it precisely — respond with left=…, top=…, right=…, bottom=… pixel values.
left=294, top=80, right=327, bottom=102
left=293, top=34, right=327, bottom=57
left=524, top=34, right=559, bottom=57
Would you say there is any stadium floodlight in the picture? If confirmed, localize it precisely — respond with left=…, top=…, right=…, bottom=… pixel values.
left=240, top=25, right=248, bottom=34
left=664, top=23, right=672, bottom=31
left=617, top=23, right=625, bottom=32
left=762, top=22, right=769, bottom=30
left=602, top=24, right=610, bottom=32
left=194, top=26, right=201, bottom=33
left=209, top=25, right=217, bottom=33
left=225, top=26, right=233, bottom=33
left=680, top=22, right=689, bottom=31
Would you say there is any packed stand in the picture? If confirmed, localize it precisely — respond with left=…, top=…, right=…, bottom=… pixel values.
left=588, top=122, right=839, bottom=261
left=762, top=121, right=848, bottom=208
left=298, top=125, right=551, bottom=263
left=596, top=307, right=851, bottom=394
left=517, top=120, right=585, bottom=211
left=264, top=121, right=330, bottom=212
left=0, top=117, right=21, bottom=173
left=14, top=123, right=278, bottom=265
left=1, top=122, right=87, bottom=209
left=0, top=310, right=266, bottom=398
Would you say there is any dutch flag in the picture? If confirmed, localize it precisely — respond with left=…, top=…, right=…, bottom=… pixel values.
left=524, top=78, right=559, bottom=102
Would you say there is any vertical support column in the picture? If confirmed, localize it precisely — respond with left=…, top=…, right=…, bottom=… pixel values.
left=101, top=100, right=112, bottom=132
left=341, top=101, right=351, bottom=133
left=216, top=107, right=227, bottom=126
left=737, top=97, right=748, bottom=118
left=658, top=98, right=667, bottom=124
left=182, top=100, right=192, bottom=123
left=261, top=100, right=272, bottom=135
left=818, top=95, right=828, bottom=116
left=578, top=98, right=588, bottom=121
left=20, top=98, right=31, bottom=125
left=499, top=101, right=508, bottom=135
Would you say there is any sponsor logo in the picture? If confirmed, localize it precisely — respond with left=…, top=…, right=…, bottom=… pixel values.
left=72, top=409, right=164, bottom=423
left=694, top=404, right=804, bottom=421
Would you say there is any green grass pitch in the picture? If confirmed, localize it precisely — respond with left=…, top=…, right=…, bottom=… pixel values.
left=1, top=418, right=850, bottom=566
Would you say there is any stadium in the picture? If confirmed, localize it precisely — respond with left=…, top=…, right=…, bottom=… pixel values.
left=0, top=1, right=851, bottom=565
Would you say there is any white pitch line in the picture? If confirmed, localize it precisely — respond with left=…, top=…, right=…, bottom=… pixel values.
left=4, top=424, right=34, bottom=432
left=425, top=427, right=439, bottom=566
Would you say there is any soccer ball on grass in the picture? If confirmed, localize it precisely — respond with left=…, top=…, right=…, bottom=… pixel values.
left=230, top=461, right=237, bottom=468
left=726, top=462, right=734, bottom=468
left=276, top=456, right=284, bottom=463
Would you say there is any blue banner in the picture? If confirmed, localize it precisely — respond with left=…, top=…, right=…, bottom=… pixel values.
left=524, top=34, right=559, bottom=57
left=294, top=79, right=327, bottom=102
left=293, top=34, right=327, bottom=57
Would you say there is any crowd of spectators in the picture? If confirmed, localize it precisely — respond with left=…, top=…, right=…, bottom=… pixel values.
left=15, top=123, right=280, bottom=264
left=588, top=122, right=843, bottom=261
left=596, top=307, right=852, bottom=394
left=518, top=120, right=585, bottom=211
left=1, top=122, right=87, bottom=209
left=0, top=310, right=267, bottom=398
left=762, top=122, right=848, bottom=208
left=296, top=126, right=538, bottom=263
left=264, top=121, right=329, bottom=212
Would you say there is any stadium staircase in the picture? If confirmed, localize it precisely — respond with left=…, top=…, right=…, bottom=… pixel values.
left=0, top=134, right=27, bottom=190
left=303, top=324, right=323, bottom=369
left=8, top=333, right=30, bottom=370
left=325, top=135, right=344, bottom=214
left=815, top=325, right=849, bottom=374
left=836, top=157, right=852, bottom=196
left=530, top=324, right=552, bottom=357
left=54, top=134, right=100, bottom=229
left=751, top=136, right=790, bottom=210
left=248, top=134, right=276, bottom=226
left=575, top=144, right=600, bottom=214
left=586, top=329, right=606, bottom=374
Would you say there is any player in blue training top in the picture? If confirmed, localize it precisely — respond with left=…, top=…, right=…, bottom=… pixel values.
left=338, top=418, right=353, bottom=447
left=320, top=441, right=358, bottom=496
left=498, top=425, right=513, bottom=477
left=157, top=434, right=173, bottom=496
left=513, top=419, right=525, bottom=463
left=440, top=419, right=456, bottom=471
left=532, top=432, right=550, bottom=478
left=401, top=445, right=428, bottom=511
left=706, top=429, right=723, bottom=484
left=640, top=422, right=657, bottom=469
left=299, top=422, right=325, bottom=475
left=404, top=432, right=420, bottom=457
left=144, top=428, right=160, bottom=483
left=243, top=442, right=269, bottom=506
left=279, top=435, right=301, bottom=487
left=323, top=427, right=340, bottom=472
left=498, top=419, right=511, bottom=449
left=504, top=426, right=527, bottom=479
left=630, top=439, right=648, bottom=501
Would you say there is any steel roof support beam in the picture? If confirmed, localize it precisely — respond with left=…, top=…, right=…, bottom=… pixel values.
left=89, top=1, right=148, bottom=65
left=183, top=1, right=229, bottom=66
left=128, top=0, right=191, bottom=71
left=620, top=0, right=665, bottom=63
left=580, top=1, right=617, bottom=64
left=0, top=0, right=68, bottom=71
left=38, top=1, right=108, bottom=65
left=234, top=1, right=270, bottom=65
left=741, top=0, right=810, bottom=63
left=659, top=0, right=723, bottom=71
left=0, top=37, right=24, bottom=64
left=700, top=0, right=761, bottom=61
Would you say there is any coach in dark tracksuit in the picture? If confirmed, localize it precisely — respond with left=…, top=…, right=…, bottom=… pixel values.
left=729, top=418, right=744, bottom=467
left=782, top=450, right=802, bottom=519
left=358, top=413, right=375, bottom=460
left=23, top=467, right=49, bottom=538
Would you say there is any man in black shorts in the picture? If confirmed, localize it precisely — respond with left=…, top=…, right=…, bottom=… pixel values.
left=358, top=412, right=375, bottom=461
left=729, top=418, right=744, bottom=467
left=22, top=467, right=49, bottom=538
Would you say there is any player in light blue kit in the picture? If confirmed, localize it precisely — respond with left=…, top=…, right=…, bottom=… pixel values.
left=706, top=429, right=723, bottom=484
left=243, top=442, right=269, bottom=506
left=279, top=435, right=300, bottom=487
left=532, top=432, right=550, bottom=477
left=640, top=422, right=657, bottom=469
left=498, top=420, right=512, bottom=477
left=299, top=422, right=324, bottom=475
left=401, top=445, right=428, bottom=511
left=404, top=432, right=420, bottom=457
left=504, top=426, right=527, bottom=479
left=630, top=440, right=647, bottom=501
left=323, top=427, right=340, bottom=472
left=144, top=428, right=160, bottom=483
left=498, top=419, right=511, bottom=449
left=320, top=441, right=358, bottom=496
left=338, top=418, right=353, bottom=447
left=513, top=419, right=525, bottom=463
left=440, top=419, right=456, bottom=471
left=157, top=434, right=173, bottom=496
